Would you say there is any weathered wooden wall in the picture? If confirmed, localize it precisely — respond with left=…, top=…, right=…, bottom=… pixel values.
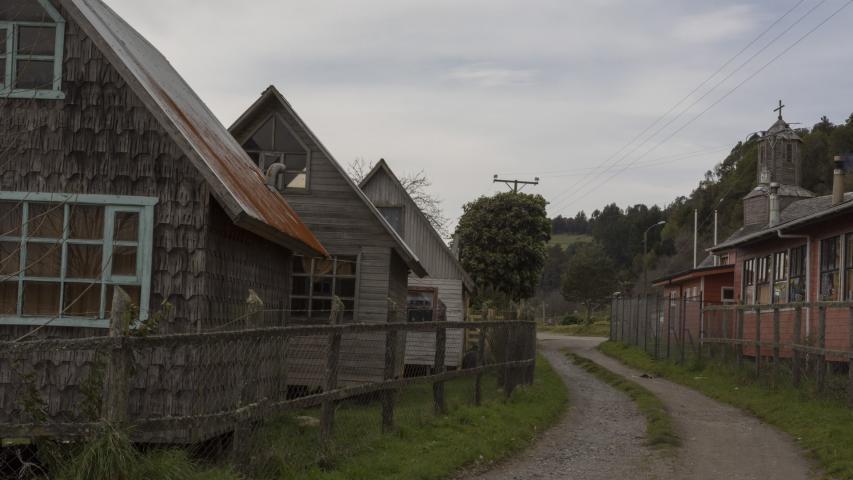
left=405, top=277, right=466, bottom=367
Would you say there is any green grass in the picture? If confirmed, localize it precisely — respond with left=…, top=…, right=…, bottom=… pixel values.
left=59, top=355, right=566, bottom=480
left=548, top=233, right=593, bottom=250
left=539, top=321, right=610, bottom=337
left=599, top=341, right=853, bottom=479
left=567, top=353, right=679, bottom=448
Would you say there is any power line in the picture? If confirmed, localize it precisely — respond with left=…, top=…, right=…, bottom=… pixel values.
left=552, top=0, right=850, bottom=214
left=548, top=0, right=824, bottom=212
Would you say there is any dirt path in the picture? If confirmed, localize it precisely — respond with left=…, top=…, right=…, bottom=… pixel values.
left=463, top=337, right=676, bottom=480
left=464, top=334, right=818, bottom=480
left=545, top=334, right=818, bottom=480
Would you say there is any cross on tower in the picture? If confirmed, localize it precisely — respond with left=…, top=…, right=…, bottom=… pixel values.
left=774, top=99, right=785, bottom=119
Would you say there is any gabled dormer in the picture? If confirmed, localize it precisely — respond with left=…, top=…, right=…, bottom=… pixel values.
left=0, top=0, right=66, bottom=99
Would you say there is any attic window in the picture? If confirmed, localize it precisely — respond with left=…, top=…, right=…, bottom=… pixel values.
left=0, top=0, right=65, bottom=100
left=243, top=114, right=309, bottom=190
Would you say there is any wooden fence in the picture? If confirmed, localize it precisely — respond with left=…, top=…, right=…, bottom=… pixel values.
left=0, top=297, right=537, bottom=450
left=611, top=294, right=853, bottom=406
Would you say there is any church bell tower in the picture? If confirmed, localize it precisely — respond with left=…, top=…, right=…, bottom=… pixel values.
left=743, top=101, right=814, bottom=226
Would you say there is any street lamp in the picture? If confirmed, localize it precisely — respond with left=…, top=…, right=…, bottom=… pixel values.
left=643, top=220, right=667, bottom=297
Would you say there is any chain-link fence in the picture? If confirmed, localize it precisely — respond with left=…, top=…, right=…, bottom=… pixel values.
left=611, top=294, right=853, bottom=406
left=0, top=292, right=536, bottom=479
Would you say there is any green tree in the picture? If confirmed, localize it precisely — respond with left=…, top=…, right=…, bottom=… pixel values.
left=560, top=242, right=617, bottom=323
left=456, top=192, right=550, bottom=305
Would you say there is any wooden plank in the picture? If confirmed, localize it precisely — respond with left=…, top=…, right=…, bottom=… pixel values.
left=433, top=325, right=446, bottom=414
left=792, top=307, right=802, bottom=387
left=817, top=306, right=827, bottom=392
left=848, top=307, right=853, bottom=408
left=381, top=329, right=397, bottom=433
left=103, top=287, right=131, bottom=424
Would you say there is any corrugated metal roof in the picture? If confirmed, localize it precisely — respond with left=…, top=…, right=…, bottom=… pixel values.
left=712, top=192, right=853, bottom=251
left=61, top=0, right=327, bottom=257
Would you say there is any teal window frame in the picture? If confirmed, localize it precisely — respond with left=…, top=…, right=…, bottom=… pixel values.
left=0, top=192, right=157, bottom=328
left=0, top=0, right=66, bottom=100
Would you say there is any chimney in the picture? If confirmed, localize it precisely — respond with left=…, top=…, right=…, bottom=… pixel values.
left=768, top=182, right=780, bottom=227
left=832, top=156, right=845, bottom=206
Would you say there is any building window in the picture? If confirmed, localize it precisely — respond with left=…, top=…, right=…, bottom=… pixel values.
left=377, top=206, right=403, bottom=235
left=721, top=287, right=735, bottom=304
left=772, top=250, right=788, bottom=304
left=0, top=193, right=156, bottom=327
left=788, top=245, right=806, bottom=302
left=290, top=255, right=357, bottom=322
left=242, top=114, right=309, bottom=190
left=743, top=258, right=755, bottom=305
left=0, top=0, right=66, bottom=100
left=820, top=236, right=840, bottom=301
left=756, top=255, right=771, bottom=304
left=407, top=288, right=436, bottom=323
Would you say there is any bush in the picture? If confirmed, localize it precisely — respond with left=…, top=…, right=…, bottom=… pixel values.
left=560, top=314, right=582, bottom=325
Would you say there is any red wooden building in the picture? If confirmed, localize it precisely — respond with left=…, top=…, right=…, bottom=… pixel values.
left=709, top=110, right=853, bottom=358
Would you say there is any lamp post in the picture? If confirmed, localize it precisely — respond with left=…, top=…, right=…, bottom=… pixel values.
left=642, top=220, right=667, bottom=297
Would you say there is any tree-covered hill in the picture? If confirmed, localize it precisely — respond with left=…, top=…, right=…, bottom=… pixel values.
left=543, top=112, right=853, bottom=305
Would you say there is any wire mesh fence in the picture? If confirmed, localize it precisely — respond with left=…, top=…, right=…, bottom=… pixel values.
left=611, top=294, right=853, bottom=406
left=0, top=290, right=536, bottom=479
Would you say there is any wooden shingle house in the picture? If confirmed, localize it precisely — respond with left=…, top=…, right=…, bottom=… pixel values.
left=229, top=86, right=427, bottom=385
left=0, top=0, right=327, bottom=435
left=360, top=159, right=475, bottom=369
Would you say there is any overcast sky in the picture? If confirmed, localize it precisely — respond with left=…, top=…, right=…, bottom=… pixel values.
left=109, top=0, right=852, bottom=228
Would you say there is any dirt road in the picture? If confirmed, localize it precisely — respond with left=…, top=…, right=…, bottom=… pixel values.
left=464, top=334, right=818, bottom=480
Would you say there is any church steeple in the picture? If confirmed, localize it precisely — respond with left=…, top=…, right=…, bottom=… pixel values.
left=743, top=102, right=814, bottom=227
left=756, top=100, right=803, bottom=187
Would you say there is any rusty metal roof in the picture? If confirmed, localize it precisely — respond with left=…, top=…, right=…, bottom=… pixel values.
left=61, top=0, right=327, bottom=257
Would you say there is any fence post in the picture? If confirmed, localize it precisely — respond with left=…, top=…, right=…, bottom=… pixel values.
left=754, top=306, right=761, bottom=377
left=382, top=326, right=398, bottom=433
left=736, top=306, right=744, bottom=369
left=654, top=295, right=660, bottom=360
left=666, top=293, right=672, bottom=360
left=502, top=321, right=515, bottom=399
left=772, top=307, right=780, bottom=379
left=680, top=295, right=686, bottom=365
left=102, top=287, right=132, bottom=425
left=643, top=294, right=650, bottom=354
left=817, top=305, right=827, bottom=392
left=610, top=296, right=616, bottom=341
left=847, top=307, right=853, bottom=407
left=474, top=327, right=486, bottom=405
left=434, top=320, right=447, bottom=413
left=620, top=296, right=626, bottom=343
left=320, top=299, right=343, bottom=443
left=698, top=292, right=704, bottom=364
left=721, top=307, right=729, bottom=362
left=792, top=306, right=802, bottom=388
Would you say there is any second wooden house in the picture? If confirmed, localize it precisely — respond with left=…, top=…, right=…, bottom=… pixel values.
left=360, top=160, right=475, bottom=370
left=229, top=87, right=427, bottom=386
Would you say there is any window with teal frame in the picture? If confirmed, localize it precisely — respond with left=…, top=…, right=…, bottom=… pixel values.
left=0, top=0, right=66, bottom=100
left=0, top=192, right=156, bottom=328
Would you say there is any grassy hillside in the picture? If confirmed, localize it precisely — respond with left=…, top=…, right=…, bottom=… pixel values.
left=548, top=233, right=592, bottom=250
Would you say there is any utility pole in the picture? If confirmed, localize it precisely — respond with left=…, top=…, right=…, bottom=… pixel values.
left=493, top=175, right=539, bottom=193
left=693, top=209, right=698, bottom=269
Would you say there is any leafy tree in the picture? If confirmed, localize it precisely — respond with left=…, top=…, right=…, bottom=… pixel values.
left=456, top=192, right=550, bottom=304
left=560, top=242, right=617, bottom=323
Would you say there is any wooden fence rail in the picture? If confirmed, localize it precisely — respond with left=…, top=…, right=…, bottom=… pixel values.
left=0, top=297, right=537, bottom=448
left=612, top=294, right=853, bottom=407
